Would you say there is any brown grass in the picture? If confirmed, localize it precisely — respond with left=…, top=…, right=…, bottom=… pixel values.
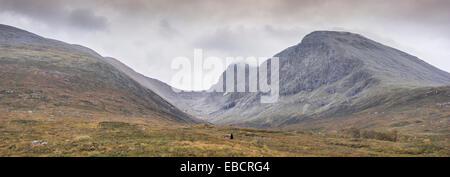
left=0, top=112, right=448, bottom=157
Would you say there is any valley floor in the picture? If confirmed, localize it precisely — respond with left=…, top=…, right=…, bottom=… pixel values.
left=0, top=113, right=448, bottom=157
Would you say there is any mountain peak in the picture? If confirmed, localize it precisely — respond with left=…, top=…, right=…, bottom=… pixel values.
left=305, top=31, right=367, bottom=39
left=301, top=30, right=371, bottom=45
left=306, top=30, right=362, bottom=37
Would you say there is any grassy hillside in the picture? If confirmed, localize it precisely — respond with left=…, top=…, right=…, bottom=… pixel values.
left=0, top=24, right=197, bottom=124
left=282, top=86, right=450, bottom=136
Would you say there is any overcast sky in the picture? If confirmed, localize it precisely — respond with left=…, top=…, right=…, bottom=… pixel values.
left=0, top=0, right=449, bottom=90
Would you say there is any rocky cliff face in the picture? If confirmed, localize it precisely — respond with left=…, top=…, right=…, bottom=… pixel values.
left=278, top=31, right=450, bottom=95
left=166, top=31, right=450, bottom=127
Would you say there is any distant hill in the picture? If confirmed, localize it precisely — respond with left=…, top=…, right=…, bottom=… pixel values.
left=0, top=24, right=199, bottom=124
left=100, top=57, right=207, bottom=117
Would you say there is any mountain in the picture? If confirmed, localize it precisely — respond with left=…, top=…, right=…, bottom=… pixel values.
left=147, top=31, right=450, bottom=130
left=0, top=24, right=199, bottom=124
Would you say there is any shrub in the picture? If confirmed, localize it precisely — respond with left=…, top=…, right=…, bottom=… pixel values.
left=361, top=130, right=398, bottom=142
left=390, top=121, right=411, bottom=127
left=343, top=128, right=398, bottom=142
left=346, top=127, right=361, bottom=138
left=98, top=121, right=132, bottom=129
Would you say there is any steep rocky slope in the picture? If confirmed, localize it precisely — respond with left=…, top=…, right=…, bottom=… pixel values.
left=138, top=31, right=450, bottom=128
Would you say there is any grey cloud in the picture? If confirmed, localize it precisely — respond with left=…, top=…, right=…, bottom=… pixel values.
left=263, top=25, right=305, bottom=43
left=158, top=19, right=178, bottom=38
left=193, top=26, right=258, bottom=55
left=68, top=9, right=108, bottom=31
left=191, top=25, right=305, bottom=60
left=0, top=0, right=108, bottom=31
left=87, top=0, right=450, bottom=25
left=194, top=27, right=239, bottom=52
left=0, top=0, right=65, bottom=22
left=4, top=0, right=448, bottom=32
